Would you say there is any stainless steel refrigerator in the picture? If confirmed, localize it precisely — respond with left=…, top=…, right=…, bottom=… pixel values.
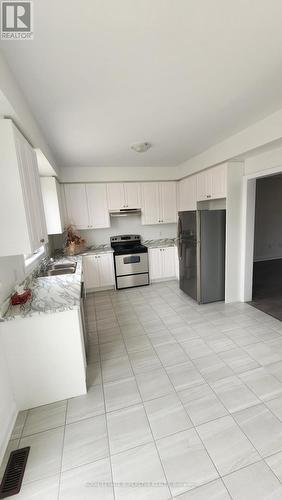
left=178, top=210, right=226, bottom=303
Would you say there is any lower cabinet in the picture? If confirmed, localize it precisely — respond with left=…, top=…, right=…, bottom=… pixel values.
left=149, top=247, right=176, bottom=281
left=83, top=253, right=115, bottom=291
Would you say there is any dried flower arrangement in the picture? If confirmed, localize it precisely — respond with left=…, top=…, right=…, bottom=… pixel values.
left=63, top=224, right=86, bottom=255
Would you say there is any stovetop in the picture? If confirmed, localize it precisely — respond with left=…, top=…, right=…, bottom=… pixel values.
left=111, top=243, right=148, bottom=255
left=110, top=234, right=148, bottom=255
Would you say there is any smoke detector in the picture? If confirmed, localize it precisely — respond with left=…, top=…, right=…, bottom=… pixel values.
left=131, top=142, right=152, bottom=153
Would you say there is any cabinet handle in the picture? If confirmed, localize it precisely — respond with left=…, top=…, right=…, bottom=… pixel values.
left=207, top=195, right=211, bottom=199
left=40, top=238, right=45, bottom=243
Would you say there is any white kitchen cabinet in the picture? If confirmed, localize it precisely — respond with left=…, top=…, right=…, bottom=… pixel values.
left=159, top=182, right=177, bottom=223
left=211, top=164, right=227, bottom=199
left=64, top=184, right=89, bottom=229
left=141, top=182, right=177, bottom=225
left=86, top=184, right=110, bottom=228
left=178, top=175, right=197, bottom=211
left=83, top=255, right=100, bottom=289
left=83, top=253, right=114, bottom=291
left=124, top=183, right=141, bottom=208
left=149, top=247, right=176, bottom=281
left=41, top=177, right=64, bottom=234
left=64, top=183, right=110, bottom=229
left=0, top=119, right=47, bottom=256
left=107, top=182, right=141, bottom=210
left=107, top=183, right=124, bottom=210
left=196, top=165, right=227, bottom=201
left=141, top=183, right=160, bottom=225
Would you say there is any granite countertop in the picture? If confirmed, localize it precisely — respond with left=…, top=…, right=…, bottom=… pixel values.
left=3, top=256, right=83, bottom=321
left=143, top=238, right=177, bottom=248
left=80, top=244, right=113, bottom=255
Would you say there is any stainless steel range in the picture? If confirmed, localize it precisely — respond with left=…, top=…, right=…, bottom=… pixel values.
left=111, top=234, right=149, bottom=290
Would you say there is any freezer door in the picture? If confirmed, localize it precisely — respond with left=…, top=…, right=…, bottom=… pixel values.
left=199, top=210, right=226, bottom=304
left=178, top=211, right=197, bottom=300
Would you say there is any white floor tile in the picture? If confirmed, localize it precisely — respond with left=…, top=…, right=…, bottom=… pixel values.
left=173, top=479, right=230, bottom=499
left=62, top=415, right=108, bottom=471
left=111, top=442, right=170, bottom=500
left=22, top=400, right=66, bottom=437
left=104, top=377, right=141, bottom=412
left=233, top=403, right=282, bottom=458
left=178, top=383, right=227, bottom=426
left=166, top=362, right=204, bottom=392
left=16, top=475, right=60, bottom=500
left=136, top=367, right=174, bottom=401
left=239, top=367, right=282, bottom=402
left=66, top=385, right=105, bottom=424
left=156, top=428, right=218, bottom=496
left=197, top=415, right=260, bottom=476
left=107, top=404, right=152, bottom=454
left=20, top=427, right=64, bottom=484
left=223, top=460, right=282, bottom=500
left=60, top=458, right=114, bottom=500
left=145, top=393, right=193, bottom=439
left=211, top=375, right=260, bottom=413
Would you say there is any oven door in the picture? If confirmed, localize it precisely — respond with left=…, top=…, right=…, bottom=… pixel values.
left=115, top=252, right=148, bottom=276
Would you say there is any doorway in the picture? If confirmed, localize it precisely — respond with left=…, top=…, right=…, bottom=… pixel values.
left=249, top=173, right=282, bottom=320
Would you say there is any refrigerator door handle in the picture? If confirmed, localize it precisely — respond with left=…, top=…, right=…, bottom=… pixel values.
left=177, top=217, right=183, bottom=259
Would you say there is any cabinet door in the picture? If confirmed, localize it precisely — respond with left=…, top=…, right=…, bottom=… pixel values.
left=97, top=254, right=115, bottom=287
left=148, top=248, right=163, bottom=280
left=107, top=183, right=124, bottom=210
left=196, top=170, right=209, bottom=201
left=162, top=247, right=176, bottom=278
left=83, top=255, right=100, bottom=290
left=41, top=177, right=63, bottom=235
left=178, top=176, right=197, bottom=211
left=64, top=184, right=89, bottom=229
left=124, top=183, right=141, bottom=208
left=141, top=183, right=160, bottom=225
left=20, top=135, right=47, bottom=249
left=211, top=164, right=227, bottom=199
left=86, top=184, right=110, bottom=229
left=159, top=182, right=177, bottom=223
left=14, top=130, right=39, bottom=252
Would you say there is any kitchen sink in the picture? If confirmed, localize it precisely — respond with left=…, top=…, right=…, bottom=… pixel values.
left=40, top=261, right=77, bottom=277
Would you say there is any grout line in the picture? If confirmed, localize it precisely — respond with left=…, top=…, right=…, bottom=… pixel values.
left=56, top=398, right=68, bottom=500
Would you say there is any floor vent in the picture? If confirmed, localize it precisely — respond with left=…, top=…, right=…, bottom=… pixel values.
left=0, top=447, right=30, bottom=498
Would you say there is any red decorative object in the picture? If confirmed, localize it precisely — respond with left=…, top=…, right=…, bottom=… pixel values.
left=11, top=289, right=32, bottom=305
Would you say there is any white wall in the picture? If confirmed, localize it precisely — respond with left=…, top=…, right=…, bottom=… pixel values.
left=245, top=144, right=282, bottom=177
left=0, top=344, right=17, bottom=463
left=59, top=166, right=179, bottom=183
left=225, top=162, right=245, bottom=303
left=254, top=176, right=282, bottom=261
left=0, top=256, right=25, bottom=305
left=178, top=108, right=282, bottom=178
left=0, top=53, right=59, bottom=175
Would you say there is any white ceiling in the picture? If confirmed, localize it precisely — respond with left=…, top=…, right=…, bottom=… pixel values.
left=1, top=0, right=282, bottom=168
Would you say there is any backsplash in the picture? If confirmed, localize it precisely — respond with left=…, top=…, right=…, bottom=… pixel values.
left=52, top=216, right=177, bottom=249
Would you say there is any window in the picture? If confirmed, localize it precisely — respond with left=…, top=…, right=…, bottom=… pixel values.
left=24, top=245, right=46, bottom=274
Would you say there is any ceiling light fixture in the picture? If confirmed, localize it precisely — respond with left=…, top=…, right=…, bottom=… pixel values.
left=131, top=142, right=152, bottom=153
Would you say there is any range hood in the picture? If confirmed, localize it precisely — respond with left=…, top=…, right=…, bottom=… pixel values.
left=109, top=208, right=142, bottom=217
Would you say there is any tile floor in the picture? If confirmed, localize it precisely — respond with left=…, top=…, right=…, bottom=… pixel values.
left=3, top=281, right=282, bottom=498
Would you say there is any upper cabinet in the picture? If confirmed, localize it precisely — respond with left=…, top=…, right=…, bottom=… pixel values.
left=107, top=183, right=141, bottom=210
left=86, top=184, right=110, bottom=229
left=41, top=177, right=64, bottom=234
left=0, top=120, right=47, bottom=256
left=196, top=164, right=227, bottom=201
left=64, top=184, right=89, bottom=229
left=64, top=183, right=110, bottom=229
left=141, top=182, right=177, bottom=225
left=178, top=175, right=197, bottom=212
